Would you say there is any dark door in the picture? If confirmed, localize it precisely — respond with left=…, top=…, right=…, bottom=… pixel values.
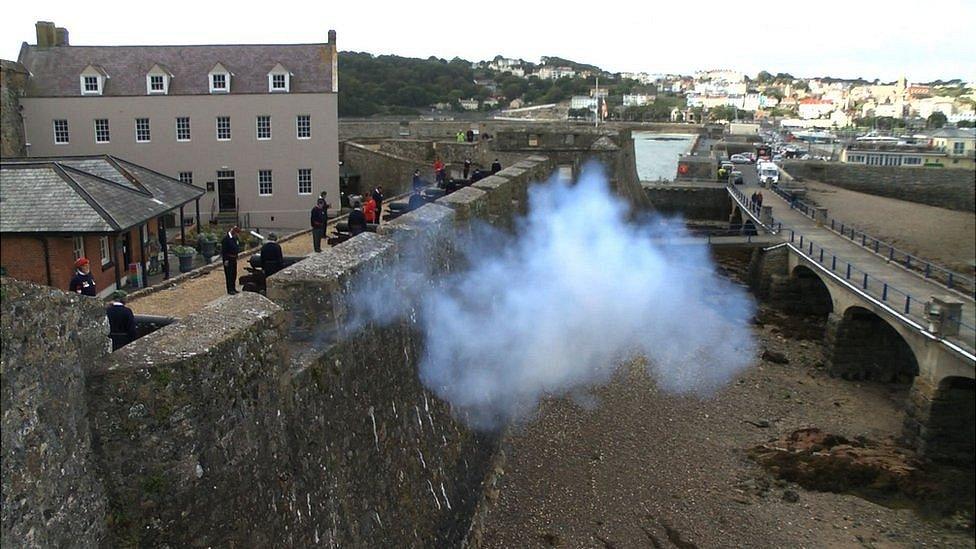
left=217, top=170, right=236, bottom=211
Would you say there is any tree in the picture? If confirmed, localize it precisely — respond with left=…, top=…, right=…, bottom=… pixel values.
left=927, top=112, right=948, bottom=129
left=957, top=120, right=974, bottom=128
left=756, top=70, right=774, bottom=84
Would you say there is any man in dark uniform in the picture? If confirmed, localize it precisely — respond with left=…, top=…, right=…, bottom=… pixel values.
left=347, top=199, right=368, bottom=236
left=463, top=158, right=472, bottom=180
left=491, top=159, right=502, bottom=174
left=260, top=233, right=284, bottom=277
left=69, top=257, right=97, bottom=296
left=371, top=186, right=384, bottom=224
left=106, top=290, right=137, bottom=351
left=221, top=226, right=241, bottom=295
left=310, top=198, right=327, bottom=252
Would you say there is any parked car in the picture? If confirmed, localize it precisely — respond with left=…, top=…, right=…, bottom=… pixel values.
left=731, top=170, right=744, bottom=185
left=730, top=154, right=749, bottom=164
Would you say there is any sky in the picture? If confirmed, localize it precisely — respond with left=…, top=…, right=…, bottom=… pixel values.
left=3, top=0, right=974, bottom=83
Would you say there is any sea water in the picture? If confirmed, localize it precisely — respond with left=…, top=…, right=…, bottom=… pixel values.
left=633, top=132, right=695, bottom=182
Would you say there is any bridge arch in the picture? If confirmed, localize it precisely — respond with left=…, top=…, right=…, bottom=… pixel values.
left=827, top=305, right=920, bottom=383
left=788, top=265, right=834, bottom=317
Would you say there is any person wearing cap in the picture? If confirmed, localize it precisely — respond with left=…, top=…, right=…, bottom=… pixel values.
left=106, top=290, right=137, bottom=351
left=310, top=198, right=327, bottom=253
left=347, top=198, right=368, bottom=236
left=221, top=226, right=242, bottom=295
left=491, top=158, right=502, bottom=174
left=69, top=257, right=97, bottom=296
left=260, top=232, right=284, bottom=277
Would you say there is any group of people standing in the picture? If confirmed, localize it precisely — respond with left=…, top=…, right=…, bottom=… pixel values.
left=69, top=257, right=138, bottom=351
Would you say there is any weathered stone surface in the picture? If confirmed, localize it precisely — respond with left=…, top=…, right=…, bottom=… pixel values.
left=87, top=292, right=290, bottom=547
left=436, top=186, right=490, bottom=227
left=1, top=278, right=108, bottom=547
left=472, top=175, right=514, bottom=228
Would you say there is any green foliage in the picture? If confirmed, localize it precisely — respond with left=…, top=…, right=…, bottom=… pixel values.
left=926, top=112, right=948, bottom=129
left=957, top=120, right=975, bottom=128
left=170, top=245, right=196, bottom=257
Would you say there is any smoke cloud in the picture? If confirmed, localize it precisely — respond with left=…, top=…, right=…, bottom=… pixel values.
left=351, top=163, right=757, bottom=430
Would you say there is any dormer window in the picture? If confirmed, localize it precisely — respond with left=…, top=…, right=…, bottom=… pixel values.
left=80, top=65, right=107, bottom=96
left=267, top=63, right=291, bottom=93
left=146, top=64, right=172, bottom=95
left=208, top=63, right=231, bottom=94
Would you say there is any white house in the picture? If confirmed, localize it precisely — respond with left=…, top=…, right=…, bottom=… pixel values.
left=798, top=98, right=835, bottom=119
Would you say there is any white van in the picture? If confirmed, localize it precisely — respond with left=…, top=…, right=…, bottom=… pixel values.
left=757, top=162, right=780, bottom=185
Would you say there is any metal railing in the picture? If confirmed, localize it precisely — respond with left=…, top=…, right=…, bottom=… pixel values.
left=769, top=184, right=975, bottom=297
left=783, top=229, right=976, bottom=346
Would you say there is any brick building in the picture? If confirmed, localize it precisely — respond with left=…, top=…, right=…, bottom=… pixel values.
left=1, top=155, right=204, bottom=296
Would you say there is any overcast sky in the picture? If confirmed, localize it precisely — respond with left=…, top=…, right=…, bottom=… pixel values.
left=3, top=0, right=974, bottom=83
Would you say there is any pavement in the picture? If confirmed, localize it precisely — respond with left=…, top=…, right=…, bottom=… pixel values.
left=735, top=164, right=976, bottom=353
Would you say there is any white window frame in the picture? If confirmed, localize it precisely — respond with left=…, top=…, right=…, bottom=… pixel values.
left=147, top=74, right=167, bottom=95
left=953, top=142, right=965, bottom=154
left=297, top=168, right=312, bottom=195
left=73, top=236, right=85, bottom=261
left=258, top=170, right=273, bottom=196
left=53, top=119, right=69, bottom=144
left=81, top=75, right=102, bottom=96
left=135, top=118, right=151, bottom=143
left=210, top=72, right=228, bottom=93
left=256, top=115, right=272, bottom=140
left=269, top=72, right=289, bottom=92
left=903, top=156, right=922, bottom=166
left=179, top=171, right=193, bottom=185
left=176, top=117, right=191, bottom=142
left=94, top=119, right=110, bottom=143
left=216, top=116, right=231, bottom=141
left=99, top=236, right=111, bottom=266
left=296, top=114, right=311, bottom=139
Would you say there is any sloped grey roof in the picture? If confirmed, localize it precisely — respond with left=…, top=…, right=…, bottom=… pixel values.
left=1, top=155, right=204, bottom=233
left=18, top=42, right=335, bottom=97
left=930, top=128, right=976, bottom=139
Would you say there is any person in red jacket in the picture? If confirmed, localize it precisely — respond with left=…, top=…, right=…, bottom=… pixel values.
left=363, top=195, right=377, bottom=224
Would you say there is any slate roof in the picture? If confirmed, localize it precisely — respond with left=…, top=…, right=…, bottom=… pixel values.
left=18, top=42, right=335, bottom=97
left=1, top=155, right=204, bottom=233
left=930, top=128, right=976, bottom=140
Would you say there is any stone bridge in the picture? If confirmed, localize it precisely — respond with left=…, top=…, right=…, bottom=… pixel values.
left=728, top=178, right=975, bottom=464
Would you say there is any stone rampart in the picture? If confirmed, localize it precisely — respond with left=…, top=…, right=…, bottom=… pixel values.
left=342, top=142, right=425, bottom=197
left=642, top=184, right=731, bottom=220
left=1, top=279, right=108, bottom=547
left=782, top=161, right=975, bottom=212
left=1, top=155, right=554, bottom=547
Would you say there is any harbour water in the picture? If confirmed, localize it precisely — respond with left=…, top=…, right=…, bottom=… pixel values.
left=633, top=132, right=696, bottom=182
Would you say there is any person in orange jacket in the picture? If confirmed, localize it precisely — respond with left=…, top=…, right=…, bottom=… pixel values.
left=363, top=194, right=378, bottom=224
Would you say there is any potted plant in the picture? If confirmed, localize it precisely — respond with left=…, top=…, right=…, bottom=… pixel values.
left=171, top=245, right=196, bottom=273
left=197, top=232, right=219, bottom=260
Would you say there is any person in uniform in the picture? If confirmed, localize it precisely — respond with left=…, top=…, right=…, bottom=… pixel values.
left=221, top=226, right=242, bottom=295
left=259, top=233, right=284, bottom=277
left=347, top=199, right=368, bottom=236
left=310, top=198, right=327, bottom=253
left=491, top=158, right=502, bottom=174
left=69, top=257, right=97, bottom=296
left=106, top=290, right=137, bottom=351
left=370, top=185, right=384, bottom=224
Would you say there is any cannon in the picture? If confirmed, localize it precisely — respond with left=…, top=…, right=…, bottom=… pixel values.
left=239, top=253, right=304, bottom=294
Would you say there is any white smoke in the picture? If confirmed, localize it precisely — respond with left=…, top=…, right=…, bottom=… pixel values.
left=352, top=163, right=757, bottom=430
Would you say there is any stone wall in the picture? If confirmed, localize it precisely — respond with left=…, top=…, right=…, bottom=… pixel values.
left=643, top=184, right=731, bottom=220
left=342, top=142, right=426, bottom=198
left=782, top=161, right=976, bottom=212
left=1, top=60, right=29, bottom=158
left=379, top=139, right=434, bottom=162
left=0, top=155, right=555, bottom=547
left=1, top=279, right=108, bottom=547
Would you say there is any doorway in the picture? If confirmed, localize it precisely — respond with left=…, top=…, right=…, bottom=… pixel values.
left=217, top=170, right=236, bottom=211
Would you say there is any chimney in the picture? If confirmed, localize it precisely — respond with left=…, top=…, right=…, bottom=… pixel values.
left=328, top=29, right=336, bottom=46
left=328, top=30, right=338, bottom=93
left=55, top=27, right=69, bottom=46
left=35, top=21, right=56, bottom=48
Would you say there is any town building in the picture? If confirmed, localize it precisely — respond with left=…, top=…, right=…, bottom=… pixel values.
left=622, top=94, right=654, bottom=107
left=13, top=21, right=339, bottom=230
left=459, top=98, right=480, bottom=111
left=0, top=155, right=204, bottom=295
left=841, top=142, right=946, bottom=167
left=533, top=66, right=576, bottom=80
left=570, top=95, right=597, bottom=110
left=798, top=98, right=835, bottom=119
left=929, top=128, right=976, bottom=170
